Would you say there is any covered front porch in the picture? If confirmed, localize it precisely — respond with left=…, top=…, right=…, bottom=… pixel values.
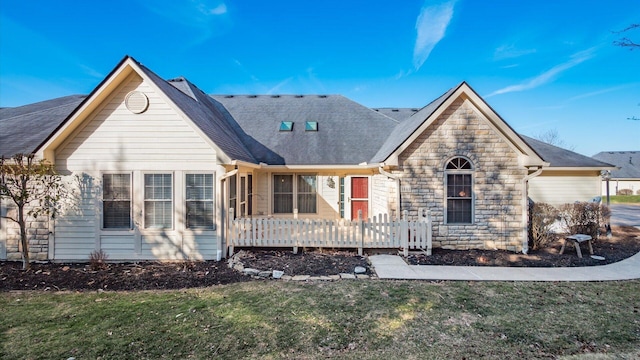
left=220, top=163, right=432, bottom=256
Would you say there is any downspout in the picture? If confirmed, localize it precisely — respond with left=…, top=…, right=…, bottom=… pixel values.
left=379, top=166, right=401, bottom=221
left=521, top=168, right=543, bottom=254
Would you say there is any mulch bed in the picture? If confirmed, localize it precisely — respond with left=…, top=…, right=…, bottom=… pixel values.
left=1, top=226, right=638, bottom=292
left=408, top=226, right=640, bottom=267
left=235, top=249, right=370, bottom=275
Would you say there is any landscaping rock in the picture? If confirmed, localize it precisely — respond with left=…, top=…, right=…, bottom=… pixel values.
left=292, top=275, right=310, bottom=281
left=243, top=268, right=260, bottom=276
left=339, top=273, right=356, bottom=279
left=272, top=270, right=284, bottom=279
left=354, top=266, right=366, bottom=274
left=258, top=271, right=272, bottom=278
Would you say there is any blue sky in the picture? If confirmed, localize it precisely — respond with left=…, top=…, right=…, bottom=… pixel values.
left=1, top=0, right=638, bottom=156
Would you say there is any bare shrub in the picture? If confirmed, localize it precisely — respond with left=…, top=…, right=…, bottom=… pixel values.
left=559, top=202, right=611, bottom=240
left=617, top=189, right=633, bottom=195
left=528, top=202, right=559, bottom=250
left=89, top=250, right=109, bottom=270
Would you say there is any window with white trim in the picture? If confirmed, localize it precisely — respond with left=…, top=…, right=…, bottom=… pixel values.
left=445, top=157, right=473, bottom=224
left=103, top=174, right=131, bottom=229
left=273, top=174, right=317, bottom=214
left=186, top=174, right=214, bottom=229
left=297, top=175, right=317, bottom=213
left=144, top=174, right=173, bottom=229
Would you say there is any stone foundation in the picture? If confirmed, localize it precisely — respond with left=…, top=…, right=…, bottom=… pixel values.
left=2, top=206, right=50, bottom=261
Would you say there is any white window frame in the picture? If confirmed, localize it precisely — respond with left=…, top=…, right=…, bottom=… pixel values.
left=444, top=157, right=474, bottom=224
left=185, top=173, right=215, bottom=230
left=143, top=173, right=174, bottom=229
left=101, top=172, right=133, bottom=230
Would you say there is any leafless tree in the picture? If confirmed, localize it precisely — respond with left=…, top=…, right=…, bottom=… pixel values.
left=613, top=24, right=639, bottom=50
left=0, top=154, right=65, bottom=270
left=534, top=129, right=575, bottom=150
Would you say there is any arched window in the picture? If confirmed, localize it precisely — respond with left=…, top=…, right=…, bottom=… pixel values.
left=445, top=157, right=473, bottom=223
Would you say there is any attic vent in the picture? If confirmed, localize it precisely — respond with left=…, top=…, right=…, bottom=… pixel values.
left=225, top=95, right=234, bottom=98
left=248, top=95, right=258, bottom=98
left=279, top=121, right=293, bottom=131
left=318, top=95, right=327, bottom=98
left=271, top=95, right=280, bottom=98
left=392, top=109, right=399, bottom=112
left=124, top=91, right=149, bottom=114
left=295, top=95, right=304, bottom=98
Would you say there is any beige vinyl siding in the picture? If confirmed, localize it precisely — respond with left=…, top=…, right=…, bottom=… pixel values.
left=317, top=175, right=340, bottom=219
left=52, top=73, right=221, bottom=261
left=371, top=174, right=393, bottom=219
left=101, top=235, right=136, bottom=260
left=184, top=235, right=218, bottom=260
left=529, top=172, right=601, bottom=206
left=56, top=73, right=217, bottom=172
left=252, top=172, right=340, bottom=219
left=53, top=174, right=99, bottom=261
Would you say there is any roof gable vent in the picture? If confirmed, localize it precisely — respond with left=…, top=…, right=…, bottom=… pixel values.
left=124, top=91, right=149, bottom=114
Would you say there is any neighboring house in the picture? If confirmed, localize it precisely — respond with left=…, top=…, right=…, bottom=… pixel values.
left=592, top=151, right=640, bottom=195
left=522, top=137, right=614, bottom=206
left=0, top=56, right=614, bottom=262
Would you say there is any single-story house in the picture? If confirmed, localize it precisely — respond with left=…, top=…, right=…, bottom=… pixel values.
left=592, top=151, right=640, bottom=196
left=0, top=55, right=614, bottom=262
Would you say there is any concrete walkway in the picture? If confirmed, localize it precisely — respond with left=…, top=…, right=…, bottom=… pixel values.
left=369, top=251, right=640, bottom=281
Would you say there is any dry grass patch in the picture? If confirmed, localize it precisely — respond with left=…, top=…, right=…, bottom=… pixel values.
left=1, top=280, right=638, bottom=359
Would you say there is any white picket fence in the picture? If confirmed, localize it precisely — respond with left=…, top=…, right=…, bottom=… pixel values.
left=227, top=208, right=432, bottom=256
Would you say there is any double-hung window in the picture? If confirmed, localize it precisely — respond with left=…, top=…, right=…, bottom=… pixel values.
left=186, top=174, right=214, bottom=229
left=445, top=157, right=473, bottom=224
left=273, top=175, right=294, bottom=214
left=144, top=174, right=173, bottom=229
left=297, top=175, right=317, bottom=213
left=273, top=174, right=317, bottom=214
left=103, top=174, right=131, bottom=229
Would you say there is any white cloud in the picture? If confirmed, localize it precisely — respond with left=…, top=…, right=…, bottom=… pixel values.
left=494, top=44, right=537, bottom=60
left=486, top=48, right=596, bottom=98
left=566, top=85, right=627, bottom=102
left=412, top=0, right=456, bottom=71
left=139, top=0, right=229, bottom=44
left=266, top=77, right=293, bottom=95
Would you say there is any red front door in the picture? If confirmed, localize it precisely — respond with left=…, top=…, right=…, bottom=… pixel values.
left=351, top=177, right=368, bottom=220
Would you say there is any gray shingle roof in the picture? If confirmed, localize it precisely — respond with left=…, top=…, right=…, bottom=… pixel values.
left=370, top=83, right=460, bottom=163
left=592, top=151, right=640, bottom=178
left=0, top=58, right=618, bottom=172
left=520, top=135, right=614, bottom=168
left=211, top=94, right=399, bottom=165
left=136, top=63, right=257, bottom=163
left=372, top=108, right=420, bottom=121
left=0, top=95, right=86, bottom=157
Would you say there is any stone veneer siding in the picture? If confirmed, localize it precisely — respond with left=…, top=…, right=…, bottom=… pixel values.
left=2, top=205, right=51, bottom=261
left=392, top=98, right=526, bottom=252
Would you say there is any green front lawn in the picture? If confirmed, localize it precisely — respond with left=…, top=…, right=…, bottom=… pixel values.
left=2, top=280, right=639, bottom=359
left=606, top=195, right=640, bottom=204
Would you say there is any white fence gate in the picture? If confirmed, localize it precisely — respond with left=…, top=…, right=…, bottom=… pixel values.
left=228, top=208, right=432, bottom=256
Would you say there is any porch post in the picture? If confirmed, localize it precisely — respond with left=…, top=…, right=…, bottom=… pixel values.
left=357, top=209, right=363, bottom=256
